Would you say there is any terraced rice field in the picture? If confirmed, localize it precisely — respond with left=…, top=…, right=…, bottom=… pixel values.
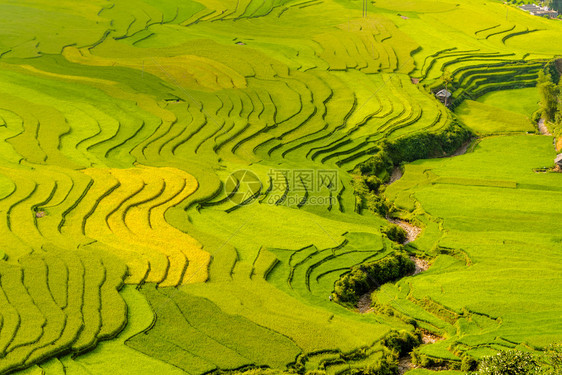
left=384, top=135, right=562, bottom=362
left=0, top=0, right=560, bottom=374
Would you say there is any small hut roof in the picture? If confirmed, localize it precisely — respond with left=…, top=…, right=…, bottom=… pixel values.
left=436, top=89, right=451, bottom=98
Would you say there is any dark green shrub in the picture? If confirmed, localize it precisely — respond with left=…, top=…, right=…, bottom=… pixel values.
left=461, top=355, right=478, bottom=372
left=352, top=178, right=370, bottom=196
left=472, top=350, right=541, bottom=375
left=358, top=151, right=393, bottom=181
left=352, top=178, right=393, bottom=216
left=544, top=57, right=561, bottom=84
left=546, top=343, right=562, bottom=372
left=305, top=371, right=326, bottom=375
left=537, top=71, right=559, bottom=122
left=333, top=253, right=415, bottom=305
left=366, top=194, right=392, bottom=217
left=383, top=330, right=421, bottom=357
left=348, top=354, right=398, bottom=375
left=382, top=224, right=407, bottom=244
left=231, top=369, right=296, bottom=375
left=410, top=350, right=446, bottom=368
left=365, top=176, right=383, bottom=193
left=364, top=356, right=398, bottom=375
left=532, top=110, right=542, bottom=123
left=384, top=120, right=472, bottom=163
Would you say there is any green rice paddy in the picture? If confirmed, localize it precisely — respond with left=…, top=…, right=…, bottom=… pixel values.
left=477, top=87, right=540, bottom=117
left=385, top=135, right=562, bottom=360
left=0, top=0, right=560, bottom=373
left=454, top=99, right=535, bottom=134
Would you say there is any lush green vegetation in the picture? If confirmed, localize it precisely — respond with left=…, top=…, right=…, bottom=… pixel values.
left=382, top=225, right=408, bottom=244
left=384, top=135, right=562, bottom=365
left=537, top=67, right=562, bottom=145
left=332, top=253, right=415, bottom=305
left=545, top=0, right=562, bottom=12
left=470, top=345, right=562, bottom=374
left=0, top=0, right=560, bottom=374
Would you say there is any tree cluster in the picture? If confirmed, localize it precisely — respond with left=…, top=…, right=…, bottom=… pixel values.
left=537, top=69, right=562, bottom=126
left=332, top=253, right=415, bottom=306
left=470, top=345, right=562, bottom=375
left=545, top=0, right=562, bottom=12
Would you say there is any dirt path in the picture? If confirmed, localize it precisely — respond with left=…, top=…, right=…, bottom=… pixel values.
left=397, top=330, right=444, bottom=374
left=538, top=118, right=552, bottom=136
left=357, top=292, right=374, bottom=314
left=388, top=166, right=403, bottom=184
left=398, top=356, right=414, bottom=374
left=411, top=256, right=430, bottom=275
left=388, top=219, right=422, bottom=244
left=355, top=215, right=424, bottom=314
left=451, top=138, right=475, bottom=156
left=421, top=329, right=444, bottom=344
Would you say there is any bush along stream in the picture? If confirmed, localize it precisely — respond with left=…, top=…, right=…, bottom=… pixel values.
left=330, top=249, right=449, bottom=373
left=331, top=253, right=415, bottom=307
left=336, top=121, right=478, bottom=373
left=351, top=120, right=473, bottom=217
left=344, top=119, right=473, bottom=313
left=341, top=122, right=473, bottom=302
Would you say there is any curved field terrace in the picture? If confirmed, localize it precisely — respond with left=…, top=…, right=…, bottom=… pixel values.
left=0, top=0, right=560, bottom=374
